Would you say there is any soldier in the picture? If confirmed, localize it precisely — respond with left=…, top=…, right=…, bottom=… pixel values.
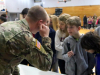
left=0, top=5, right=53, bottom=75
left=20, top=8, right=31, bottom=66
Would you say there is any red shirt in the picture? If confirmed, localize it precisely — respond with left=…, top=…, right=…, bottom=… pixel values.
left=32, top=34, right=35, bottom=37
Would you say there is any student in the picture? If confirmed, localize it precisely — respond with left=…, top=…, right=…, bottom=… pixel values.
left=97, top=19, right=100, bottom=27
left=83, top=15, right=87, bottom=28
left=55, top=13, right=70, bottom=74
left=96, top=16, right=100, bottom=25
left=88, top=16, right=92, bottom=29
left=0, top=16, right=7, bottom=24
left=49, top=15, right=59, bottom=72
left=1, top=13, right=6, bottom=18
left=81, top=32, right=100, bottom=75
left=93, top=14, right=97, bottom=27
left=50, top=15, right=59, bottom=31
left=0, top=14, right=7, bottom=24
left=21, top=8, right=29, bottom=18
left=62, top=16, right=95, bottom=75
left=35, top=15, right=58, bottom=72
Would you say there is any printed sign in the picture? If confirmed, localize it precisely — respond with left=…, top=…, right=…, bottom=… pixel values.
left=0, top=0, right=6, bottom=12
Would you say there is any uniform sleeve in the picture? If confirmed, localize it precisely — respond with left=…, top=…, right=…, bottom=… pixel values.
left=7, top=31, right=53, bottom=71
left=62, top=39, right=71, bottom=62
left=12, top=66, right=20, bottom=75
left=55, top=31, right=63, bottom=52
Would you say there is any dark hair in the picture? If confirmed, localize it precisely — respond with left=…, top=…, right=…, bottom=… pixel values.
left=81, top=32, right=100, bottom=53
left=98, top=19, right=100, bottom=24
left=21, top=8, right=29, bottom=15
left=1, top=13, right=6, bottom=18
left=0, top=16, right=7, bottom=22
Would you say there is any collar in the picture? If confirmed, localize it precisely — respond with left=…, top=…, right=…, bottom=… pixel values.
left=20, top=19, right=30, bottom=30
left=68, top=35, right=83, bottom=42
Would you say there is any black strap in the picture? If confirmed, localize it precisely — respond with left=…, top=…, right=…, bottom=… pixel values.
left=67, top=42, right=77, bottom=75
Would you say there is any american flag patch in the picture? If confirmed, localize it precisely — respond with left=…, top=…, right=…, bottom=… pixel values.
left=36, top=40, right=41, bottom=49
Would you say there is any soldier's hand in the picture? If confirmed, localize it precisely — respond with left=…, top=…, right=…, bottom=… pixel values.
left=39, top=24, right=50, bottom=37
left=67, top=51, right=74, bottom=57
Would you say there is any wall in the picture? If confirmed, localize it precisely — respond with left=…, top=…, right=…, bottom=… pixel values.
left=4, top=0, right=100, bottom=25
left=44, top=5, right=100, bottom=26
left=45, top=5, right=100, bottom=16
left=5, top=0, right=100, bottom=12
left=5, top=0, right=34, bottom=12
left=35, top=0, right=100, bottom=8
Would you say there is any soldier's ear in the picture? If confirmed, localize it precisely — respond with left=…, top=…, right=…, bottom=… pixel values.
left=39, top=20, right=43, bottom=24
left=37, top=20, right=43, bottom=26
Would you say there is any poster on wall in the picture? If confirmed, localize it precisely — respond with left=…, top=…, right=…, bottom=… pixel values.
left=0, top=0, right=6, bottom=12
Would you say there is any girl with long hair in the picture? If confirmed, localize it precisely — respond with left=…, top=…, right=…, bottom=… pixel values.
left=55, top=13, right=70, bottom=74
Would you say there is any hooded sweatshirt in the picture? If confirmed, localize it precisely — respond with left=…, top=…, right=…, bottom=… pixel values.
left=62, top=35, right=95, bottom=75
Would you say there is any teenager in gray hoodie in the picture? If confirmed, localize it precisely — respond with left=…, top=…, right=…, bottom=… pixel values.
left=62, top=16, right=95, bottom=75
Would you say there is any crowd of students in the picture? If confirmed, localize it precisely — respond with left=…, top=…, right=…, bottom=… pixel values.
left=46, top=14, right=100, bottom=75
left=1, top=7, right=100, bottom=75
left=41, top=13, right=97, bottom=75
left=83, top=14, right=100, bottom=29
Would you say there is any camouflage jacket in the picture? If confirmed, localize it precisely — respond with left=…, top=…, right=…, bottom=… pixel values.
left=0, top=19, right=53, bottom=75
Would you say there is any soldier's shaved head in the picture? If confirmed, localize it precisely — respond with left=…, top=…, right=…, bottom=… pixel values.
left=27, top=5, right=48, bottom=22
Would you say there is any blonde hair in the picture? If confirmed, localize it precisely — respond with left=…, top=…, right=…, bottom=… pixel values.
left=59, top=13, right=71, bottom=37
left=66, top=16, right=81, bottom=27
left=50, top=15, right=59, bottom=31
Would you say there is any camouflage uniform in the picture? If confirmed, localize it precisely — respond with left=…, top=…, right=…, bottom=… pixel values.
left=12, top=66, right=20, bottom=75
left=0, top=19, right=53, bottom=75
